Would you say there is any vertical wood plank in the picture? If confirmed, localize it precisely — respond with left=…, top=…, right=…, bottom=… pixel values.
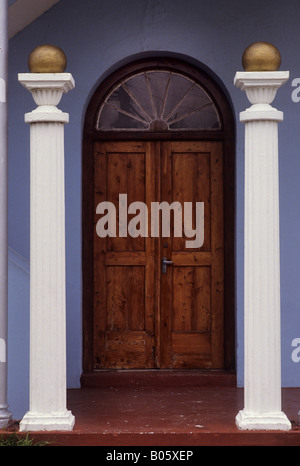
left=93, top=142, right=107, bottom=333
left=210, top=141, right=224, bottom=367
left=154, top=141, right=162, bottom=367
left=159, top=141, right=173, bottom=368
left=145, top=141, right=156, bottom=336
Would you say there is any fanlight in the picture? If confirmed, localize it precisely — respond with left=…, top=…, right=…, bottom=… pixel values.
left=97, top=71, right=221, bottom=131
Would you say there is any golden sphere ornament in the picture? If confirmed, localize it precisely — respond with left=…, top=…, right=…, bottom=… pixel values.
left=28, top=44, right=67, bottom=73
left=242, top=41, right=281, bottom=71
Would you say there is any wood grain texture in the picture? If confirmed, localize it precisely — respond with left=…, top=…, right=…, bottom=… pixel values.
left=93, top=141, right=224, bottom=370
left=159, top=141, right=224, bottom=369
left=93, top=142, right=155, bottom=369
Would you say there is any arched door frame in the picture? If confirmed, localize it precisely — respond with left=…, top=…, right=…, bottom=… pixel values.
left=82, top=57, right=236, bottom=372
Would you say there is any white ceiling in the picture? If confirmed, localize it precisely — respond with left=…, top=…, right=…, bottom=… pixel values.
left=8, top=0, right=60, bottom=39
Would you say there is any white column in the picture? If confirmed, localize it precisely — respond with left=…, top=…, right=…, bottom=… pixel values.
left=18, top=74, right=75, bottom=431
left=234, top=71, right=291, bottom=430
left=0, top=0, right=12, bottom=429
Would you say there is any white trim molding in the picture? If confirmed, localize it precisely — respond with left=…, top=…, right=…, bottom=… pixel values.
left=8, top=0, right=60, bottom=39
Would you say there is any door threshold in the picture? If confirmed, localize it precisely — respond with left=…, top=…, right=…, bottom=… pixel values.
left=80, top=369, right=236, bottom=388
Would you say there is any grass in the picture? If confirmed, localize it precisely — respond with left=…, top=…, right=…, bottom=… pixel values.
left=0, top=433, right=49, bottom=446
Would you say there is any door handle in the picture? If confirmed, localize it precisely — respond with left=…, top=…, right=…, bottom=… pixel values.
left=162, top=257, right=173, bottom=274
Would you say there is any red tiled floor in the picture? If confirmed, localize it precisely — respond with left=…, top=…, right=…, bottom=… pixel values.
left=10, top=371, right=300, bottom=446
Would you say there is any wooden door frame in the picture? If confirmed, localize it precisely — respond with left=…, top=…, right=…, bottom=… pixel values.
left=82, top=57, right=236, bottom=372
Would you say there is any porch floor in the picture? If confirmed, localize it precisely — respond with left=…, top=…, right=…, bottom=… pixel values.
left=12, top=371, right=300, bottom=446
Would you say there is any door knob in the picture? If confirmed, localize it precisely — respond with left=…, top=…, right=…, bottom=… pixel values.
left=162, top=257, right=173, bottom=274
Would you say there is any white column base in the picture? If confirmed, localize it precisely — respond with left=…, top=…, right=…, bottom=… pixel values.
left=19, top=410, right=75, bottom=432
left=236, top=410, right=291, bottom=431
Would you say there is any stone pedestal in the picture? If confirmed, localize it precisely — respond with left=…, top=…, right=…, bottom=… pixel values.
left=18, top=74, right=75, bottom=431
left=234, top=71, right=291, bottom=431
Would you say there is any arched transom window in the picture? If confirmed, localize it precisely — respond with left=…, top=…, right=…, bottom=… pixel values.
left=97, top=70, right=221, bottom=132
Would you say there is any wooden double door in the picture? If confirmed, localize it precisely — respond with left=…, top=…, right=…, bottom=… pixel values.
left=93, top=140, right=224, bottom=369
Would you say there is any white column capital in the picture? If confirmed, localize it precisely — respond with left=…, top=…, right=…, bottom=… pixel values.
left=234, top=71, right=289, bottom=122
left=18, top=73, right=75, bottom=97
left=18, top=73, right=75, bottom=123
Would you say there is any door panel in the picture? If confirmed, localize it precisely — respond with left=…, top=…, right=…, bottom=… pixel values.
left=93, top=141, right=156, bottom=369
left=159, top=141, right=224, bottom=369
left=93, top=140, right=224, bottom=370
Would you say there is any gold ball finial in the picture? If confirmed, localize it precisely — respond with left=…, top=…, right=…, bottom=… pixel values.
left=28, top=44, right=67, bottom=73
left=242, top=41, right=281, bottom=71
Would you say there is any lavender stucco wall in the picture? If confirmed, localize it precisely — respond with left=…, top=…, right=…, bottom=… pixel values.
left=7, top=0, right=300, bottom=419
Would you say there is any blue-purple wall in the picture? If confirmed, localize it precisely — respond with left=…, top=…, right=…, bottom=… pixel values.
left=7, top=0, right=300, bottom=419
